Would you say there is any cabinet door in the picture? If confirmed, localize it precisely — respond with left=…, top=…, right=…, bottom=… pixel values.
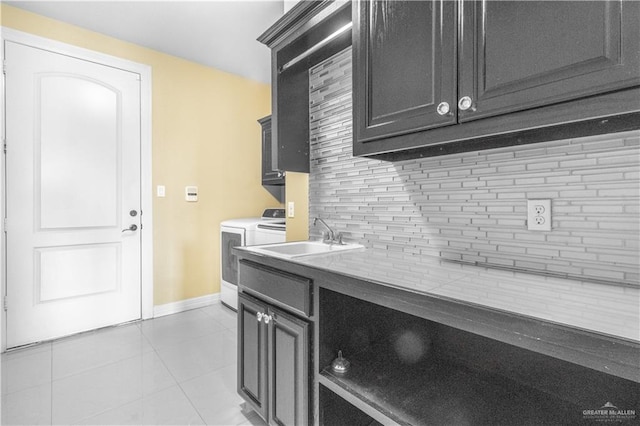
left=259, top=116, right=284, bottom=186
left=267, top=306, right=310, bottom=426
left=238, top=293, right=269, bottom=421
left=458, top=0, right=640, bottom=122
left=353, top=0, right=457, bottom=143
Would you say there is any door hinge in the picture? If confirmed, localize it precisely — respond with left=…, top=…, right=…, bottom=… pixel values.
left=3, top=140, right=6, bottom=154
left=2, top=60, right=6, bottom=75
left=3, top=217, right=6, bottom=233
left=3, top=297, right=7, bottom=312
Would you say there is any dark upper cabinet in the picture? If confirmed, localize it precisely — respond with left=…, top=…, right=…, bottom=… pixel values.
left=258, top=1, right=352, bottom=174
left=353, top=0, right=640, bottom=160
left=258, top=116, right=284, bottom=186
left=238, top=292, right=310, bottom=426
left=459, top=0, right=640, bottom=122
left=354, top=0, right=457, bottom=142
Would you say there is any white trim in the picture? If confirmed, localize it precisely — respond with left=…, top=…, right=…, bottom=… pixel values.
left=0, top=27, right=154, bottom=350
left=153, top=293, right=220, bottom=318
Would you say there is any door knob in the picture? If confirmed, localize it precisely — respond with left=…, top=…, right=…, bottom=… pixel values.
left=122, top=224, right=138, bottom=232
left=436, top=101, right=451, bottom=116
left=458, top=96, right=474, bottom=111
left=130, top=210, right=138, bottom=217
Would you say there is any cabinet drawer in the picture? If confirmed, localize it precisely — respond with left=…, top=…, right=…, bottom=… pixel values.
left=239, top=260, right=312, bottom=318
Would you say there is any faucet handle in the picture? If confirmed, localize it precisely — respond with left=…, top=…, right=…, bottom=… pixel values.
left=335, top=233, right=344, bottom=245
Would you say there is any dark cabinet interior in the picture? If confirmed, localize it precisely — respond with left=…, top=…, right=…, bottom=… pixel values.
left=318, top=288, right=640, bottom=425
left=353, top=0, right=640, bottom=160
left=258, top=115, right=284, bottom=186
left=258, top=1, right=352, bottom=174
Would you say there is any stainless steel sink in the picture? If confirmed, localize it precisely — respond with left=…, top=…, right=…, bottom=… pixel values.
left=248, top=241, right=364, bottom=259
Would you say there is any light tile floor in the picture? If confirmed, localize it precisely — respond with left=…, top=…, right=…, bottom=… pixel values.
left=1, top=303, right=267, bottom=426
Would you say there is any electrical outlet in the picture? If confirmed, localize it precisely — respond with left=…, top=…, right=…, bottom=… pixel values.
left=287, top=201, right=295, bottom=218
left=534, top=216, right=546, bottom=225
left=527, top=199, right=551, bottom=231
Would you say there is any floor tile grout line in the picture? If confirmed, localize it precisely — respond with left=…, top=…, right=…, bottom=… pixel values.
left=70, top=379, right=179, bottom=426
left=56, top=342, right=179, bottom=425
left=48, top=339, right=156, bottom=384
left=140, top=322, right=232, bottom=354
left=149, top=306, right=239, bottom=425
left=4, top=305, right=240, bottom=425
left=147, top=340, right=209, bottom=425
left=173, top=377, right=208, bottom=425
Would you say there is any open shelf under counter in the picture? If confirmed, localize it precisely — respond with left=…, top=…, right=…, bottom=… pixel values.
left=319, top=347, right=582, bottom=426
left=317, top=287, right=640, bottom=425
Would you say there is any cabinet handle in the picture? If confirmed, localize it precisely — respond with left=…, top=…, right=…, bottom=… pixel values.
left=256, top=312, right=263, bottom=322
left=263, top=314, right=273, bottom=324
left=436, top=102, right=450, bottom=116
left=458, top=96, right=473, bottom=111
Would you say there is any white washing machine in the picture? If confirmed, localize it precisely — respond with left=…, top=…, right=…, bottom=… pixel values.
left=220, top=208, right=286, bottom=310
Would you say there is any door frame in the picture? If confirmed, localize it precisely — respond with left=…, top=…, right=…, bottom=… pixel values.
left=0, top=27, right=154, bottom=351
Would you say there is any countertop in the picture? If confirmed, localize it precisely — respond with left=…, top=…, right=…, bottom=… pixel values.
left=238, top=245, right=640, bottom=343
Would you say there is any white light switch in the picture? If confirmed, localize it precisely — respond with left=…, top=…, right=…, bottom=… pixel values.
left=287, top=201, right=295, bottom=218
left=185, top=186, right=198, bottom=202
left=157, top=185, right=165, bottom=197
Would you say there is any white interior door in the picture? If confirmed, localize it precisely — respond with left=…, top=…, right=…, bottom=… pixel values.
left=5, top=41, right=142, bottom=348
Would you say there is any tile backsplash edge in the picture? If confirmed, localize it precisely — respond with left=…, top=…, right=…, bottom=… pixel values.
left=308, top=47, right=640, bottom=287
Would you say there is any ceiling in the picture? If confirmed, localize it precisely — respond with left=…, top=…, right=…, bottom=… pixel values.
left=5, top=1, right=286, bottom=84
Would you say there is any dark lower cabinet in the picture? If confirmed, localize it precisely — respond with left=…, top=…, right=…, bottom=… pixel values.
left=238, top=293, right=268, bottom=420
left=238, top=292, right=310, bottom=426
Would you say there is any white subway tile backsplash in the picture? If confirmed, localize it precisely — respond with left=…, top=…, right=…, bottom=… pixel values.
left=309, top=48, right=640, bottom=285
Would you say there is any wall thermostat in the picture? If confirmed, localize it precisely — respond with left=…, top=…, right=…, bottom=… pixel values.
left=185, top=186, right=198, bottom=202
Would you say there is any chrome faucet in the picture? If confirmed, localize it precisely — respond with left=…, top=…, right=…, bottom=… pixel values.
left=313, top=217, right=343, bottom=244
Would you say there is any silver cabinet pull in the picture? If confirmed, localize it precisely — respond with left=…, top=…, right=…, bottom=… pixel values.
left=436, top=102, right=450, bottom=116
left=122, top=224, right=138, bottom=232
left=263, top=314, right=272, bottom=324
left=458, top=96, right=473, bottom=111
left=257, top=312, right=263, bottom=322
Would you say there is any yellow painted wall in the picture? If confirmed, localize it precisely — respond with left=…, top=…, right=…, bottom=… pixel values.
left=285, top=172, right=309, bottom=241
left=2, top=5, right=282, bottom=305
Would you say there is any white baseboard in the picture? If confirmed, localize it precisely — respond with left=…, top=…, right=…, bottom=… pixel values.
left=153, top=293, right=220, bottom=318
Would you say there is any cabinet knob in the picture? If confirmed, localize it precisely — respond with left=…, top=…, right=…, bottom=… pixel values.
left=436, top=102, right=451, bottom=116
left=256, top=312, right=263, bottom=322
left=263, top=314, right=272, bottom=324
left=458, top=96, right=473, bottom=111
